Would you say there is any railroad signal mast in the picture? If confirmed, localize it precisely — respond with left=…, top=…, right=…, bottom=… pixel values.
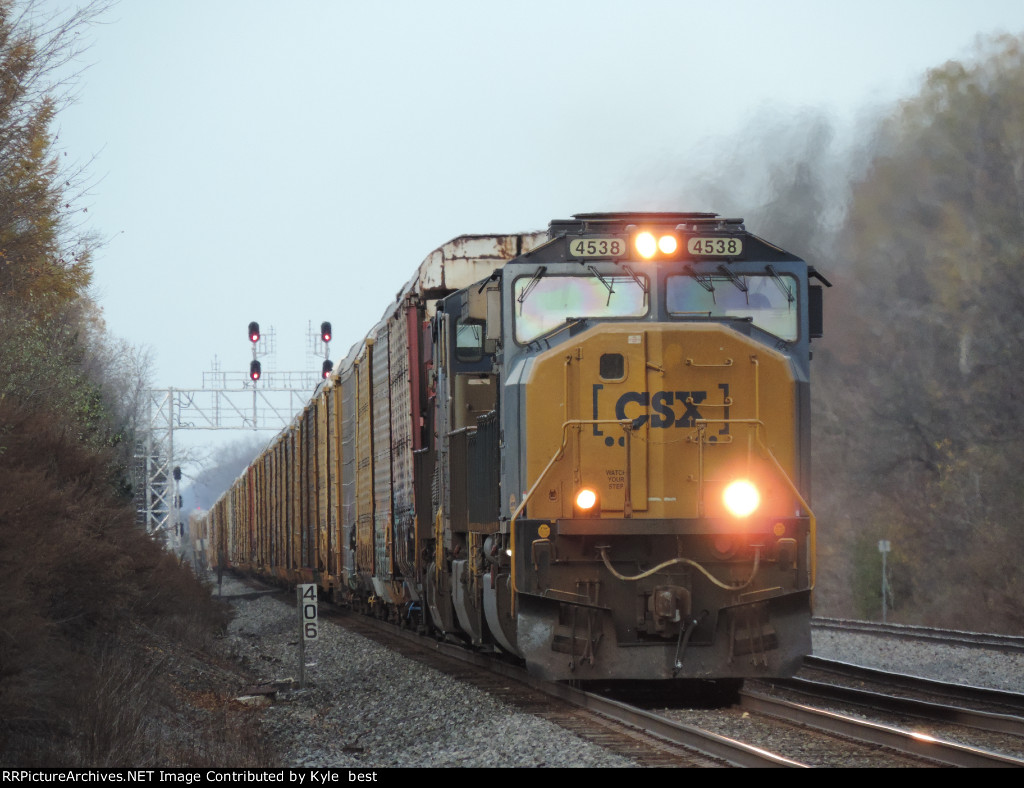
left=249, top=321, right=262, bottom=381
left=138, top=320, right=335, bottom=538
left=320, top=321, right=333, bottom=378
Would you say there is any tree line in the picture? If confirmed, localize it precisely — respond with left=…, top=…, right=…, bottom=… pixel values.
left=817, top=34, right=1024, bottom=632
left=695, top=34, right=1024, bottom=633
left=0, top=1, right=265, bottom=766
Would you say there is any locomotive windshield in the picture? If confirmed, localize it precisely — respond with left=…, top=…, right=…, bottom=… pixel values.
left=666, top=272, right=798, bottom=340
left=514, top=273, right=648, bottom=343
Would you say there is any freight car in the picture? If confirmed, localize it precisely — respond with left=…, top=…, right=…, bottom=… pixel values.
left=200, top=212, right=829, bottom=685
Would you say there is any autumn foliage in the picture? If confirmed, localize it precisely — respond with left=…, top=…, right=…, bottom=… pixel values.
left=0, top=2, right=262, bottom=765
left=673, top=34, right=1024, bottom=632
left=811, top=35, right=1024, bottom=631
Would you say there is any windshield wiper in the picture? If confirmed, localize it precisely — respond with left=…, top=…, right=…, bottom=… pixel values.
left=527, top=317, right=587, bottom=348
left=685, top=264, right=716, bottom=294
left=766, top=264, right=794, bottom=303
left=516, top=266, right=547, bottom=307
left=620, top=264, right=650, bottom=307
left=716, top=264, right=748, bottom=294
left=586, top=265, right=616, bottom=306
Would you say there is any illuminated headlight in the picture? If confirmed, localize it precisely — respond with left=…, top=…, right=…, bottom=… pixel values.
left=634, top=232, right=679, bottom=259
left=635, top=232, right=658, bottom=259
left=575, top=488, right=598, bottom=511
left=723, top=480, right=760, bottom=518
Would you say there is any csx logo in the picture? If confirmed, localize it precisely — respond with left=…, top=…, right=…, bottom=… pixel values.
left=591, top=384, right=729, bottom=445
left=614, top=390, right=706, bottom=428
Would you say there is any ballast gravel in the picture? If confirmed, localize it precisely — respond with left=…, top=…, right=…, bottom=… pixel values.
left=218, top=576, right=636, bottom=768
left=215, top=575, right=1024, bottom=768
left=811, top=627, right=1024, bottom=693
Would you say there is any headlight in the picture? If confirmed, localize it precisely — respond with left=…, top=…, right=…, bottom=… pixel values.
left=635, top=231, right=658, bottom=259
left=723, top=479, right=760, bottom=518
left=575, top=488, right=598, bottom=511
left=633, top=231, right=679, bottom=259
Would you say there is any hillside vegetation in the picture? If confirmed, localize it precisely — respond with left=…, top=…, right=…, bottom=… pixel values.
left=0, top=1, right=267, bottom=765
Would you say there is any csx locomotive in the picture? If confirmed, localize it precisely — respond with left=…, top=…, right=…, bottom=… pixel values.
left=199, top=212, right=829, bottom=684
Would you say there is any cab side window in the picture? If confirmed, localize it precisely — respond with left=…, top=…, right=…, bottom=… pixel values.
left=455, top=321, right=484, bottom=363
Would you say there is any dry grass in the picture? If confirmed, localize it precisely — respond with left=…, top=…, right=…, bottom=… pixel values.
left=0, top=400, right=274, bottom=766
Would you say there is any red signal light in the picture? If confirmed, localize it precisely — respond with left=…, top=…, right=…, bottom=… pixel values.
left=322, top=359, right=333, bottom=379
left=248, top=321, right=260, bottom=343
left=249, top=360, right=262, bottom=381
left=320, top=321, right=332, bottom=343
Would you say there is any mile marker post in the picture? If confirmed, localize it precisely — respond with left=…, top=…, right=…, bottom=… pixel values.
left=878, top=540, right=891, bottom=623
left=297, top=584, right=318, bottom=688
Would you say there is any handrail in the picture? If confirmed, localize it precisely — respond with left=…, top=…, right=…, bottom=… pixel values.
left=509, top=418, right=633, bottom=615
left=696, top=417, right=816, bottom=590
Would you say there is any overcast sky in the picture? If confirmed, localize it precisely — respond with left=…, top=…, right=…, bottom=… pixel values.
left=35, top=0, right=1024, bottom=468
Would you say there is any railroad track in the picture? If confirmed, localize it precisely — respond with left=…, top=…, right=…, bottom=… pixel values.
left=792, top=655, right=1024, bottom=732
left=326, top=608, right=793, bottom=767
left=229, top=577, right=1024, bottom=767
left=737, top=687, right=1024, bottom=767
left=731, top=653, right=1024, bottom=766
left=322, top=607, right=1023, bottom=767
left=813, top=617, right=1024, bottom=653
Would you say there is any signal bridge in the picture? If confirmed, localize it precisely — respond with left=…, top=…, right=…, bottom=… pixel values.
left=139, top=321, right=333, bottom=539
left=138, top=372, right=322, bottom=536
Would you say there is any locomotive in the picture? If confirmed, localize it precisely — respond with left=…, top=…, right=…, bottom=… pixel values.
left=200, top=212, right=829, bottom=684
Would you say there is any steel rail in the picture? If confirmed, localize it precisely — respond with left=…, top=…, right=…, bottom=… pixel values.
left=532, top=678, right=807, bottom=769
left=739, top=688, right=1024, bottom=768
left=334, top=607, right=808, bottom=768
left=802, top=655, right=1024, bottom=718
left=812, top=618, right=1024, bottom=653
left=768, top=674, right=1024, bottom=737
